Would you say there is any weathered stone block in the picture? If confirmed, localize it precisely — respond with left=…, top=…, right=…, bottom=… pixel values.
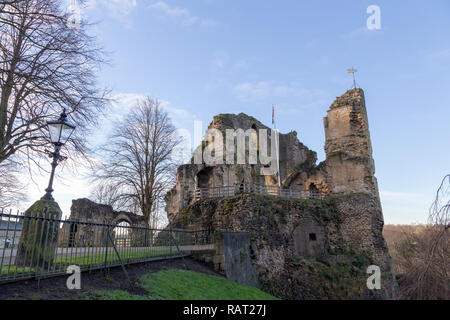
left=16, top=200, right=62, bottom=269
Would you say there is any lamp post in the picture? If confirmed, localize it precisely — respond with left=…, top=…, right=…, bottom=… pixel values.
left=41, top=109, right=76, bottom=201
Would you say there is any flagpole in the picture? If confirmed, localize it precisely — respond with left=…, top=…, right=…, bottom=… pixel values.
left=272, top=105, right=282, bottom=188
left=348, top=66, right=358, bottom=89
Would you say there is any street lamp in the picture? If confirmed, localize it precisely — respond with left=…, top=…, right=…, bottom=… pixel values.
left=41, top=109, right=76, bottom=201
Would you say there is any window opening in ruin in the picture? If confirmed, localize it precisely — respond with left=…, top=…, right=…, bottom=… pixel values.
left=114, top=221, right=131, bottom=247
left=309, top=183, right=318, bottom=193
left=197, top=167, right=213, bottom=188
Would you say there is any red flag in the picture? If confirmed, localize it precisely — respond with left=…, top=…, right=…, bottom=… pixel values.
left=272, top=105, right=274, bottom=125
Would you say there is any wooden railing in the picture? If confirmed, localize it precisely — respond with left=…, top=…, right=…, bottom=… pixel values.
left=189, top=184, right=326, bottom=201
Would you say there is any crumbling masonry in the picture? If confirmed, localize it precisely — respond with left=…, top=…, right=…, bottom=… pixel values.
left=165, top=88, right=397, bottom=299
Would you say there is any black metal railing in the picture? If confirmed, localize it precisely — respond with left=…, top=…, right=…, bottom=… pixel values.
left=190, top=184, right=327, bottom=200
left=0, top=209, right=214, bottom=284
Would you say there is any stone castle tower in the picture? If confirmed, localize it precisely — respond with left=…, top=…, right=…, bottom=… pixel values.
left=324, top=88, right=379, bottom=196
left=164, top=88, right=397, bottom=299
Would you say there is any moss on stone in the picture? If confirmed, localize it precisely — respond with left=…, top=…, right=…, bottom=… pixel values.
left=169, top=193, right=385, bottom=299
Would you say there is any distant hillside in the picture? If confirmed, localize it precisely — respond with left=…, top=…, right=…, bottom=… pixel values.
left=383, top=224, right=448, bottom=299
left=383, top=224, right=426, bottom=274
left=383, top=225, right=426, bottom=248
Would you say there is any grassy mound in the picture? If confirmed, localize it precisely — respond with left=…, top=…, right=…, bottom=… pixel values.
left=92, top=269, right=278, bottom=300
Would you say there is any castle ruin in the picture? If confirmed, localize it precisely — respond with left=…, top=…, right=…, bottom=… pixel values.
left=166, top=88, right=380, bottom=217
left=165, top=88, right=397, bottom=299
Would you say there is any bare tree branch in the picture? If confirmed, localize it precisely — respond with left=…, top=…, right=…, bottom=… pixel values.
left=89, top=183, right=135, bottom=212
left=0, top=159, right=27, bottom=207
left=90, top=97, right=181, bottom=227
left=394, top=174, right=449, bottom=299
left=0, top=0, right=108, bottom=172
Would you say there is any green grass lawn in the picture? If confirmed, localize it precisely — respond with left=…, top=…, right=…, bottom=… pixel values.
left=1, top=248, right=181, bottom=278
left=0, top=266, right=34, bottom=277
left=92, top=269, right=279, bottom=300
left=54, top=248, right=177, bottom=266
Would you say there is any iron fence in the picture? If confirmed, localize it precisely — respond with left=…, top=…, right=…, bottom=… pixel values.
left=0, top=209, right=214, bottom=284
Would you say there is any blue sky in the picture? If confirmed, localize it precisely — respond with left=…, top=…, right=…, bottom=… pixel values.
left=23, top=0, right=450, bottom=225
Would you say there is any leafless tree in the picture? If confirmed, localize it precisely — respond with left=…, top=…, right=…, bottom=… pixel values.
left=395, top=174, right=449, bottom=299
left=89, top=183, right=135, bottom=211
left=90, top=97, right=181, bottom=227
left=0, top=1, right=20, bottom=7
left=0, top=0, right=108, bottom=171
left=0, top=159, right=27, bottom=207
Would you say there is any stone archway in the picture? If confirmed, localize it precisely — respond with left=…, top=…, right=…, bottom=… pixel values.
left=67, top=199, right=150, bottom=247
left=113, top=220, right=132, bottom=247
left=111, top=213, right=133, bottom=227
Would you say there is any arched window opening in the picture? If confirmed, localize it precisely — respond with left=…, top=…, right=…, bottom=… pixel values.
left=114, top=221, right=131, bottom=247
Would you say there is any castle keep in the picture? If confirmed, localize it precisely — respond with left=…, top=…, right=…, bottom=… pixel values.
left=166, top=89, right=380, bottom=217
left=165, top=88, right=397, bottom=299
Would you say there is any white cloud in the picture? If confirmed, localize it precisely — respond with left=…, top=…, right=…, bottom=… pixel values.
left=109, top=92, right=145, bottom=111
left=340, top=26, right=384, bottom=40
left=210, top=51, right=229, bottom=70
left=234, top=81, right=326, bottom=103
left=83, top=0, right=138, bottom=27
left=232, top=60, right=249, bottom=71
left=429, top=48, right=450, bottom=59
left=86, top=0, right=137, bottom=14
left=107, top=92, right=198, bottom=135
left=209, top=51, right=248, bottom=75
left=147, top=1, right=216, bottom=27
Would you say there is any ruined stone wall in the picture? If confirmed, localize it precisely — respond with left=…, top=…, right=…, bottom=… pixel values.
left=170, top=194, right=396, bottom=299
left=323, top=89, right=379, bottom=196
left=165, top=113, right=322, bottom=223
left=60, top=199, right=149, bottom=247
left=319, top=89, right=396, bottom=296
left=69, top=198, right=148, bottom=228
left=164, top=88, right=397, bottom=299
left=166, top=89, right=382, bottom=213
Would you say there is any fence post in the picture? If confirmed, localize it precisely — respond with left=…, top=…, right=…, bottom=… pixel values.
left=103, top=220, right=109, bottom=274
left=169, top=227, right=172, bottom=256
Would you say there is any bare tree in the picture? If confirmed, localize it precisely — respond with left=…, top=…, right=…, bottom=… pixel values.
left=0, top=0, right=107, bottom=170
left=91, top=97, right=181, bottom=227
left=89, top=183, right=134, bottom=211
left=394, top=174, right=449, bottom=299
left=0, top=160, right=27, bottom=207
left=0, top=1, right=20, bottom=7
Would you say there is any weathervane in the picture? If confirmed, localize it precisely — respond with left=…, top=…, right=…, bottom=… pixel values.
left=347, top=66, right=358, bottom=89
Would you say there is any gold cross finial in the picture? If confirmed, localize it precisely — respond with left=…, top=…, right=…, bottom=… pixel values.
left=347, top=66, right=358, bottom=88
